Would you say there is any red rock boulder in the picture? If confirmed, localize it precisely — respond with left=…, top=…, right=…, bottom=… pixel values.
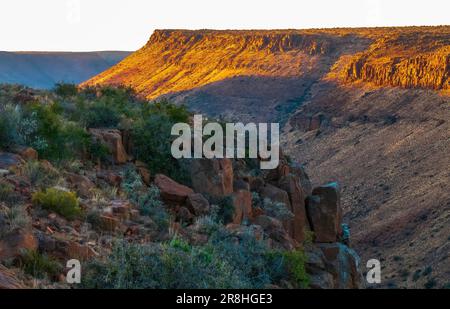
left=154, top=174, right=193, bottom=204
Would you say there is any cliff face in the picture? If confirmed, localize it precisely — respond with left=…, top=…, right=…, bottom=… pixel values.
left=83, top=30, right=363, bottom=101
left=341, top=33, right=450, bottom=90
left=85, top=27, right=450, bottom=101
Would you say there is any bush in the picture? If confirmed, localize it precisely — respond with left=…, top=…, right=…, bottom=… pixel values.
left=84, top=101, right=121, bottom=128
left=252, top=193, right=293, bottom=221
left=19, top=160, right=60, bottom=189
left=22, top=102, right=91, bottom=161
left=82, top=239, right=245, bottom=289
left=0, top=205, right=31, bottom=237
left=32, top=188, right=81, bottom=220
left=121, top=167, right=169, bottom=230
left=0, top=181, right=22, bottom=206
left=54, top=83, right=78, bottom=97
left=20, top=249, right=62, bottom=279
left=281, top=250, right=309, bottom=288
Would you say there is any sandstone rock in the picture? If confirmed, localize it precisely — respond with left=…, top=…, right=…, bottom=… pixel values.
left=0, top=229, right=38, bottom=262
left=11, top=146, right=38, bottom=161
left=317, top=243, right=365, bottom=289
left=258, top=183, right=292, bottom=235
left=137, top=167, right=151, bottom=186
left=190, top=158, right=233, bottom=198
left=226, top=224, right=264, bottom=241
left=259, top=183, right=291, bottom=207
left=98, top=215, right=120, bottom=232
left=0, top=152, right=24, bottom=170
left=249, top=176, right=265, bottom=192
left=177, top=206, right=194, bottom=223
left=96, top=170, right=122, bottom=187
left=0, top=265, right=24, bottom=289
left=233, top=179, right=250, bottom=191
left=278, top=174, right=308, bottom=243
left=186, top=193, right=210, bottom=216
left=111, top=200, right=132, bottom=220
left=65, top=241, right=96, bottom=261
left=265, top=162, right=290, bottom=183
left=66, top=172, right=96, bottom=198
left=89, top=129, right=128, bottom=164
left=306, top=182, right=343, bottom=243
left=135, top=161, right=151, bottom=185
left=253, top=215, right=294, bottom=250
left=289, top=162, right=313, bottom=196
left=231, top=190, right=253, bottom=225
left=154, top=174, right=193, bottom=204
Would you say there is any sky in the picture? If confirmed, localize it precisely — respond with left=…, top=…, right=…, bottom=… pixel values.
left=0, top=0, right=449, bottom=52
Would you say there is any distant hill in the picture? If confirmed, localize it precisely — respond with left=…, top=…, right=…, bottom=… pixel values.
left=0, top=51, right=131, bottom=89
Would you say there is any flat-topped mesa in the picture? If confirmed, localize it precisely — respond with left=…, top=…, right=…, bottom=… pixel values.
left=83, top=26, right=450, bottom=103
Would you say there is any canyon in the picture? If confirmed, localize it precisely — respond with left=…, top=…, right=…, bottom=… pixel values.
left=84, top=26, right=450, bottom=288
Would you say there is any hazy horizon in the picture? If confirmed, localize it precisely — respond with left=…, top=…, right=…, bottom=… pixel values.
left=1, top=0, right=449, bottom=52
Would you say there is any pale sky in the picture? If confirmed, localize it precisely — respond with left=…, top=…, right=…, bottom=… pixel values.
left=1, top=0, right=449, bottom=51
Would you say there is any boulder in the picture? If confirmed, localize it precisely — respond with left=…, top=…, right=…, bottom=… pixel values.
left=258, top=183, right=293, bottom=236
left=306, top=182, right=343, bottom=243
left=96, top=170, right=122, bottom=187
left=0, top=265, right=25, bottom=289
left=176, top=206, right=194, bottom=223
left=305, top=246, right=334, bottom=289
left=89, top=129, right=128, bottom=164
left=289, top=162, right=313, bottom=196
left=136, top=164, right=151, bottom=186
left=65, top=241, right=96, bottom=261
left=11, top=146, right=38, bottom=161
left=190, top=158, right=233, bottom=198
left=154, top=174, right=193, bottom=204
left=66, top=172, right=96, bottom=198
left=278, top=174, right=308, bottom=243
left=0, top=152, right=24, bottom=170
left=186, top=193, right=210, bottom=216
left=110, top=200, right=132, bottom=220
left=317, top=243, right=365, bottom=289
left=97, top=215, right=120, bottom=232
left=231, top=190, right=253, bottom=225
left=253, top=215, right=294, bottom=250
left=0, top=229, right=38, bottom=262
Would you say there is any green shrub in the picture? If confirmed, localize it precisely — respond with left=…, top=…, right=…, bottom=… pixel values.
left=209, top=195, right=235, bottom=224
left=54, top=83, right=78, bottom=97
left=20, top=249, right=62, bottom=279
left=23, top=103, right=90, bottom=160
left=121, top=167, right=169, bottom=230
left=281, top=249, right=309, bottom=288
left=84, top=101, right=121, bottom=128
left=19, top=160, right=60, bottom=189
left=32, top=188, right=81, bottom=220
left=82, top=239, right=245, bottom=289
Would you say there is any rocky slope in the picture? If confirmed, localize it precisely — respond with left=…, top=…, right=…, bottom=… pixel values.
left=0, top=123, right=363, bottom=289
left=0, top=86, right=365, bottom=289
left=0, top=51, right=131, bottom=89
left=84, top=27, right=450, bottom=288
